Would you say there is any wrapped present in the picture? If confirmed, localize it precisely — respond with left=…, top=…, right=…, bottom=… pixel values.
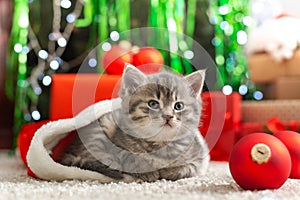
left=248, top=50, right=300, bottom=84
left=238, top=117, right=300, bottom=141
left=260, top=76, right=300, bottom=99
left=237, top=122, right=265, bottom=141
left=50, top=74, right=121, bottom=120
left=240, top=98, right=300, bottom=140
left=242, top=100, right=300, bottom=123
left=200, top=92, right=241, bottom=161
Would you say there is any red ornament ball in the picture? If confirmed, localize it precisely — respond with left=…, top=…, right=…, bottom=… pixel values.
left=133, top=47, right=164, bottom=73
left=102, top=45, right=133, bottom=74
left=273, top=130, right=300, bottom=179
left=229, top=133, right=291, bottom=190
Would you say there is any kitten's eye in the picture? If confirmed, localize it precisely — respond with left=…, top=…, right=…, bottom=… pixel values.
left=148, top=100, right=160, bottom=110
left=174, top=102, right=184, bottom=110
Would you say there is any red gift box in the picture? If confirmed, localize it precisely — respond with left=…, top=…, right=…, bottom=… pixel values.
left=200, top=92, right=241, bottom=161
left=50, top=74, right=121, bottom=120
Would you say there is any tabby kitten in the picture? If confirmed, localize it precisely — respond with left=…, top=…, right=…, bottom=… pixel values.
left=59, top=64, right=210, bottom=182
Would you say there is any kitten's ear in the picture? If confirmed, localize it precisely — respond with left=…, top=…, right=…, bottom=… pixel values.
left=184, top=69, right=206, bottom=97
left=121, top=63, right=147, bottom=95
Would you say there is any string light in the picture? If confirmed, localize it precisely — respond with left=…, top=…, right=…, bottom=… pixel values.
left=50, top=60, right=60, bottom=70
left=22, top=46, right=30, bottom=54
left=88, top=58, right=97, bottom=68
left=31, top=110, right=41, bottom=121
left=211, top=37, right=221, bottom=46
left=110, top=31, right=120, bottom=42
left=239, top=84, right=248, bottom=95
left=24, top=113, right=31, bottom=121
left=220, top=21, right=230, bottom=30
left=42, top=75, right=52, bottom=86
left=33, top=87, right=42, bottom=95
left=102, top=42, right=112, bottom=51
left=48, top=33, right=56, bottom=41
left=38, top=50, right=49, bottom=60
left=222, top=85, right=233, bottom=95
left=253, top=91, right=263, bottom=100
left=237, top=30, right=248, bottom=45
left=243, top=16, right=253, bottom=26
left=18, top=14, right=29, bottom=28
left=218, top=5, right=231, bottom=15
left=183, top=50, right=194, bottom=60
left=66, top=13, right=76, bottom=23
left=60, top=0, right=72, bottom=9
left=215, top=55, right=225, bottom=65
left=14, top=44, right=23, bottom=53
left=57, top=37, right=67, bottom=47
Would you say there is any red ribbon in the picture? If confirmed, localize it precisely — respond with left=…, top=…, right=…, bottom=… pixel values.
left=266, top=117, right=300, bottom=133
left=266, top=117, right=286, bottom=133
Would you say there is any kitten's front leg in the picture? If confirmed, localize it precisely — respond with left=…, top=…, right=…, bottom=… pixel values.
left=159, top=164, right=195, bottom=181
left=80, top=159, right=124, bottom=180
left=80, top=160, right=148, bottom=183
left=129, top=171, right=160, bottom=182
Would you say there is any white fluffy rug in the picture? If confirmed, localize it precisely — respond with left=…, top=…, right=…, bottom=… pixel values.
left=1, top=150, right=300, bottom=200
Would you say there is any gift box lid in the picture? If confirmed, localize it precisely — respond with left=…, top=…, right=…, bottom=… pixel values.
left=50, top=74, right=121, bottom=120
left=242, top=100, right=300, bottom=123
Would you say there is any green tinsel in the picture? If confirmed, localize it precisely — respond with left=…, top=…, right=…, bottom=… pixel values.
left=211, top=0, right=249, bottom=91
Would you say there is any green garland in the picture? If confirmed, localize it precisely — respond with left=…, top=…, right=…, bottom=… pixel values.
left=6, top=0, right=29, bottom=146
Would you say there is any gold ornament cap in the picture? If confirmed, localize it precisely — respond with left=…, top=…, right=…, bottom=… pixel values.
left=251, top=143, right=271, bottom=164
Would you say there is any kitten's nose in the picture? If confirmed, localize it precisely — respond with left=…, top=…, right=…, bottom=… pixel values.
left=163, top=114, right=174, bottom=121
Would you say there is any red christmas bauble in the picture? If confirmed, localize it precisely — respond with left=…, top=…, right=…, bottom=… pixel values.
left=229, top=133, right=291, bottom=190
left=133, top=47, right=164, bottom=73
left=273, top=130, right=300, bottom=179
left=102, top=45, right=133, bottom=74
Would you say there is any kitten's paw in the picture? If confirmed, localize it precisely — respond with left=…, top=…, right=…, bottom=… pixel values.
left=121, top=174, right=143, bottom=183
left=131, top=171, right=160, bottom=182
left=159, top=165, right=194, bottom=181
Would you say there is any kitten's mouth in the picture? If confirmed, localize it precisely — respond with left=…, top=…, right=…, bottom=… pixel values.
left=164, top=121, right=173, bottom=128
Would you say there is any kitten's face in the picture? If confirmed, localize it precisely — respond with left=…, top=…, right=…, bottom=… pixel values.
left=119, top=65, right=205, bottom=141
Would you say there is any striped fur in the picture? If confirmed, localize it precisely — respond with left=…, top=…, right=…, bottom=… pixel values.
left=59, top=65, right=209, bottom=182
